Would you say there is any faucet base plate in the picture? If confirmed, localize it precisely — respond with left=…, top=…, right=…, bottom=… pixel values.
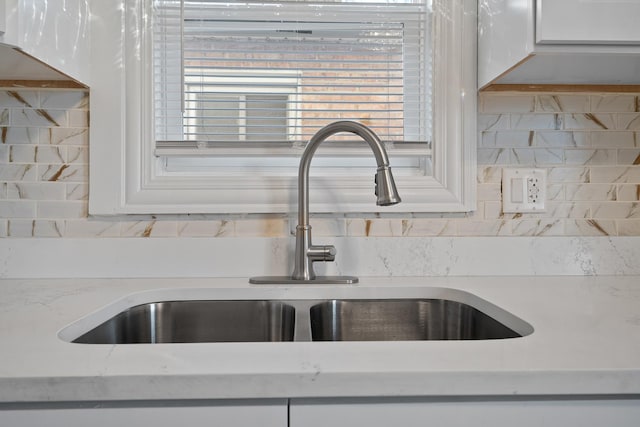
left=249, top=276, right=359, bottom=285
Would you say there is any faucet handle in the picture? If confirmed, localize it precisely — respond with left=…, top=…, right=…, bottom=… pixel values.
left=308, top=245, right=336, bottom=262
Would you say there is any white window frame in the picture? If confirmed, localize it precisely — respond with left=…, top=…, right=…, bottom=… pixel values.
left=89, top=0, right=477, bottom=214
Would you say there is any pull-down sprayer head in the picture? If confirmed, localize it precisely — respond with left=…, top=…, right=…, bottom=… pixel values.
left=375, top=165, right=401, bottom=206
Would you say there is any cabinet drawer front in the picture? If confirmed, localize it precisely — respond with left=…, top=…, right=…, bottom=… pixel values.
left=537, top=0, right=640, bottom=45
left=290, top=398, right=640, bottom=427
left=0, top=401, right=288, bottom=427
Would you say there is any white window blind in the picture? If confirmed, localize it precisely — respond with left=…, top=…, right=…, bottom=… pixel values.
left=153, top=0, right=432, bottom=150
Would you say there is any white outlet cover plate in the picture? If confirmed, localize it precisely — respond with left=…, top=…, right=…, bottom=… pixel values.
left=502, top=168, right=547, bottom=213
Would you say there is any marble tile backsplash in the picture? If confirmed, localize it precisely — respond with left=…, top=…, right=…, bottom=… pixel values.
left=0, top=89, right=639, bottom=238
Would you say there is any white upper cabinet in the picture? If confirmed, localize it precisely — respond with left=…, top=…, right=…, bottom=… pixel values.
left=0, top=0, right=90, bottom=85
left=537, top=0, right=640, bottom=45
left=479, top=0, right=640, bottom=88
left=0, top=1, right=5, bottom=36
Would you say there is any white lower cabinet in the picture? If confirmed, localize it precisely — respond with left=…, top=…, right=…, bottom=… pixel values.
left=0, top=399, right=287, bottom=427
left=289, top=397, right=640, bottom=427
left=5, top=396, right=640, bottom=426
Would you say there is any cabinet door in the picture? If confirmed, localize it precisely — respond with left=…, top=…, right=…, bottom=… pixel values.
left=290, top=397, right=640, bottom=427
left=0, top=399, right=287, bottom=427
left=0, top=0, right=6, bottom=36
left=0, top=0, right=90, bottom=84
left=536, top=0, right=640, bottom=44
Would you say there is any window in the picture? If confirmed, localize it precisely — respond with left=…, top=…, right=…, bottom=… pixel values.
left=154, top=0, right=429, bottom=147
left=181, top=71, right=301, bottom=143
left=89, top=0, right=476, bottom=214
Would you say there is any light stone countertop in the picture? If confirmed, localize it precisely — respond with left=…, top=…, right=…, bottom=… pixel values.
left=1, top=276, right=639, bottom=403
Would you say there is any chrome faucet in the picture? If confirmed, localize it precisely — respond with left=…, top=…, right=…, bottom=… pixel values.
left=250, top=121, right=401, bottom=284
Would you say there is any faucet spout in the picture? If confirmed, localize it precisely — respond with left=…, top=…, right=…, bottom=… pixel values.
left=250, top=121, right=401, bottom=285
left=292, top=121, right=401, bottom=281
left=297, top=121, right=400, bottom=226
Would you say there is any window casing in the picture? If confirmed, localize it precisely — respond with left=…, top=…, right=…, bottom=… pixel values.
left=89, top=0, right=476, bottom=214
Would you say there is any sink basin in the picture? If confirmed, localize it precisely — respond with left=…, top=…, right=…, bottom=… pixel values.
left=72, top=300, right=296, bottom=344
left=63, top=289, right=531, bottom=344
left=310, top=299, right=522, bottom=341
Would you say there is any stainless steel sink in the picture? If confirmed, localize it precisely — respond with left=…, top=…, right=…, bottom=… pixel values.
left=310, top=299, right=522, bottom=341
left=72, top=300, right=296, bottom=344
left=65, top=292, right=531, bottom=344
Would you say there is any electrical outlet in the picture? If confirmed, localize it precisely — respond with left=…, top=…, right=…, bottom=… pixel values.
left=527, top=176, right=541, bottom=204
left=502, top=168, right=547, bottom=213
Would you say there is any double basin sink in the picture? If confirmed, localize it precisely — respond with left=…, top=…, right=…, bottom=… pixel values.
left=69, top=297, right=532, bottom=344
